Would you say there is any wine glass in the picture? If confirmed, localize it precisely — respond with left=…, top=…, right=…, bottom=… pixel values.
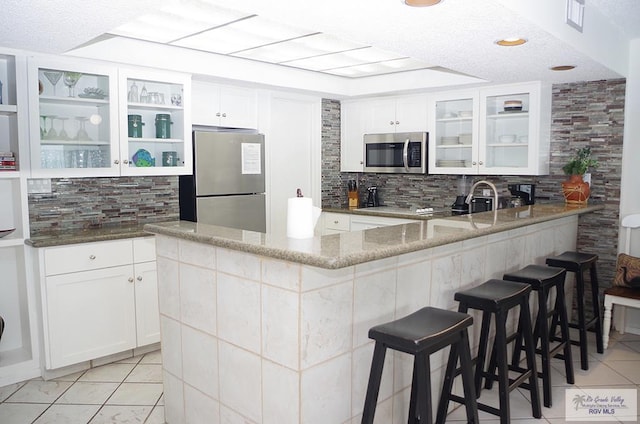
left=42, top=71, right=62, bottom=96
left=43, top=115, right=57, bottom=140
left=58, top=117, right=70, bottom=140
left=74, top=117, right=91, bottom=141
left=63, top=72, right=82, bottom=97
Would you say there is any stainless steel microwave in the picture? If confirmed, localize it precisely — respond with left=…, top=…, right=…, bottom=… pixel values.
left=363, top=132, right=428, bottom=174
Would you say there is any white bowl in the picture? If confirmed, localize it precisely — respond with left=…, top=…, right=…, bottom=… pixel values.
left=498, top=134, right=516, bottom=143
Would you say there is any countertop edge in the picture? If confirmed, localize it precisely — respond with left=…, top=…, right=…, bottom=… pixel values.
left=144, top=204, right=604, bottom=269
left=25, top=228, right=152, bottom=248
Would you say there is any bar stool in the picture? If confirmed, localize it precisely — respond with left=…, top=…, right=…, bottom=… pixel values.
left=438, top=279, right=541, bottom=424
left=361, top=307, right=479, bottom=424
left=502, top=265, right=575, bottom=407
left=546, top=251, right=604, bottom=370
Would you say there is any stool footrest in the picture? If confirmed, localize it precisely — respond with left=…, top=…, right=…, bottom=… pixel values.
left=449, top=394, right=501, bottom=418
left=483, top=365, right=533, bottom=394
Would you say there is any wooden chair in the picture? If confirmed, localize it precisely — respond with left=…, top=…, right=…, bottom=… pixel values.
left=603, top=213, right=640, bottom=348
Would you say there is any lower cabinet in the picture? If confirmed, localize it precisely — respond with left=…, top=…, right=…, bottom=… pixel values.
left=319, top=212, right=418, bottom=234
left=37, top=237, right=158, bottom=370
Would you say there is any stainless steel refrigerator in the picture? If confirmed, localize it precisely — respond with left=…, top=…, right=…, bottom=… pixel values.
left=179, top=130, right=266, bottom=232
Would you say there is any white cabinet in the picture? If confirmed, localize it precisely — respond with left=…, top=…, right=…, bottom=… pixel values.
left=28, top=56, right=192, bottom=177
left=340, top=94, right=428, bottom=172
left=364, top=95, right=428, bottom=134
left=320, top=212, right=351, bottom=235
left=0, top=50, right=41, bottom=387
left=120, top=68, right=192, bottom=175
left=429, top=82, right=551, bottom=175
left=349, top=215, right=416, bottom=231
left=38, top=237, right=159, bottom=370
left=191, top=80, right=258, bottom=129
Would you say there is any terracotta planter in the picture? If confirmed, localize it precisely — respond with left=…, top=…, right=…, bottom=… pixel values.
left=562, top=174, right=590, bottom=204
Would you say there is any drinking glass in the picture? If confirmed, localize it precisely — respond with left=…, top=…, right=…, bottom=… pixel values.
left=58, top=117, right=70, bottom=140
left=63, top=72, right=82, bottom=97
left=43, top=71, right=62, bottom=96
left=74, top=117, right=91, bottom=141
left=43, top=115, right=57, bottom=140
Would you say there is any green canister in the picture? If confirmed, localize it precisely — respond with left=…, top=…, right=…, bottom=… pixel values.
left=128, top=115, right=144, bottom=138
left=155, top=114, right=172, bottom=139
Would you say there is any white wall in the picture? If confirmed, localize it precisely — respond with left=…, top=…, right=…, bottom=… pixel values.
left=259, top=91, right=321, bottom=235
left=619, top=39, right=640, bottom=255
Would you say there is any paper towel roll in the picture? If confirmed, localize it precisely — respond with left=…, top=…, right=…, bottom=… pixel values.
left=287, top=197, right=315, bottom=239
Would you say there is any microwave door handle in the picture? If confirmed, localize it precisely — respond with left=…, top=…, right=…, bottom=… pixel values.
left=403, top=139, right=410, bottom=172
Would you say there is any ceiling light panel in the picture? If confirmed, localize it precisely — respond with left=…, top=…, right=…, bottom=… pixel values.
left=173, top=15, right=314, bottom=54
left=326, top=58, right=431, bottom=77
left=111, top=2, right=250, bottom=43
left=233, top=33, right=364, bottom=64
left=284, top=47, right=405, bottom=71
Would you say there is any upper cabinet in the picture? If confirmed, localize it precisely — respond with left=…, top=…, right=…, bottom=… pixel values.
left=28, top=56, right=192, bottom=177
left=119, top=68, right=192, bottom=176
left=363, top=94, right=428, bottom=134
left=340, top=94, right=428, bottom=172
left=429, top=81, right=551, bottom=175
left=191, top=80, right=258, bottom=129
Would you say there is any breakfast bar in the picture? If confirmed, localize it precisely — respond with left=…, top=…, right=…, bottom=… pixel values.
left=144, top=203, right=601, bottom=424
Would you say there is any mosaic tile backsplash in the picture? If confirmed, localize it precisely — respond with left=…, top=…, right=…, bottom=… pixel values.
left=28, top=176, right=179, bottom=234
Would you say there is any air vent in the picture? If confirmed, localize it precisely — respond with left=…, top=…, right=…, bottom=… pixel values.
left=566, top=0, right=585, bottom=32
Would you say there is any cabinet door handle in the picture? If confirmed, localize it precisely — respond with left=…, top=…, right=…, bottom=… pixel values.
left=137, top=276, right=143, bottom=281
left=89, top=255, right=96, bottom=260
left=479, top=161, right=484, bottom=165
left=113, top=159, right=120, bottom=165
left=333, top=220, right=339, bottom=224
left=222, top=113, right=227, bottom=118
left=389, top=121, right=394, bottom=125
left=472, top=161, right=477, bottom=165
left=123, top=159, right=129, bottom=165
left=216, top=112, right=221, bottom=117
left=395, top=121, right=400, bottom=125
left=128, top=277, right=134, bottom=283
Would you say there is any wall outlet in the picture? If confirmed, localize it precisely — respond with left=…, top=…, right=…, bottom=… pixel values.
left=482, top=189, right=491, bottom=196
left=28, top=178, right=52, bottom=194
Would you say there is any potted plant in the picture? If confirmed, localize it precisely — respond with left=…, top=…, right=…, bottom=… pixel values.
left=561, top=147, right=598, bottom=204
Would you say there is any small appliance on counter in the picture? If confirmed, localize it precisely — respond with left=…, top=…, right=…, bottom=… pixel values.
left=365, top=186, right=380, bottom=207
left=451, top=175, right=470, bottom=215
left=508, top=183, right=536, bottom=205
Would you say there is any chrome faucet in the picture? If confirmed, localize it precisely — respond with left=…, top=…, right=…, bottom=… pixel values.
left=465, top=180, right=499, bottom=210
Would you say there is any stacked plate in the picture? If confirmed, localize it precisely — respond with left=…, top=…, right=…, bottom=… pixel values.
left=440, top=136, right=459, bottom=145
left=503, top=99, right=523, bottom=112
left=437, top=159, right=468, bottom=167
left=458, top=110, right=473, bottom=118
left=459, top=133, right=472, bottom=145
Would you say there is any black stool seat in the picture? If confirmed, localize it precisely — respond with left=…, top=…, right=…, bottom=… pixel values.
left=369, top=307, right=473, bottom=353
left=546, top=251, right=603, bottom=370
left=546, top=251, right=598, bottom=272
left=503, top=265, right=575, bottom=407
left=440, top=279, right=541, bottom=424
left=454, top=278, right=532, bottom=311
left=362, top=307, right=479, bottom=424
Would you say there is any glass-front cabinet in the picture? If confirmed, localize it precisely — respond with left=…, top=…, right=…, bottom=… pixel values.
left=119, top=68, right=191, bottom=176
left=28, top=57, right=192, bottom=177
left=28, top=57, right=119, bottom=177
left=429, top=82, right=550, bottom=175
left=430, top=92, right=478, bottom=174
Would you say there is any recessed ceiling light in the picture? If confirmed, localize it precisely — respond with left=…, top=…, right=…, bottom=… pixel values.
left=496, top=38, right=527, bottom=46
left=550, top=65, right=576, bottom=71
left=405, top=0, right=442, bottom=6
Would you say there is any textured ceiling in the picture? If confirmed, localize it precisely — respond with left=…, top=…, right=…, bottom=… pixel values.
left=0, top=0, right=637, bottom=90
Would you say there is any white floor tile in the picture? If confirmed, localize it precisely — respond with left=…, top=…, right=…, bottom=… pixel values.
left=139, top=350, right=162, bottom=365
left=6, top=380, right=73, bottom=403
left=33, top=404, right=101, bottom=424
left=0, top=382, right=26, bottom=402
left=0, top=402, right=49, bottom=423
left=117, top=355, right=144, bottom=365
left=79, top=363, right=136, bottom=383
left=125, top=364, right=163, bottom=383
left=145, top=406, right=165, bottom=424
left=89, top=405, right=152, bottom=423
left=106, top=383, right=163, bottom=406
left=56, top=382, right=119, bottom=405
left=51, top=370, right=86, bottom=383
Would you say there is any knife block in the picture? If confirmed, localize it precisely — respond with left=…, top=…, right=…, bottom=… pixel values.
left=348, top=191, right=359, bottom=209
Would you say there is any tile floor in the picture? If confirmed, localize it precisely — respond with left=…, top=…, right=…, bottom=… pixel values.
left=1, top=331, right=640, bottom=423
left=0, top=350, right=164, bottom=424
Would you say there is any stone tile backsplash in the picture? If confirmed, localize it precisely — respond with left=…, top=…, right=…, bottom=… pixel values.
left=28, top=176, right=178, bottom=234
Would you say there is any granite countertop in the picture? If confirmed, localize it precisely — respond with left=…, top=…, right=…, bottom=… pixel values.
left=25, top=224, right=151, bottom=248
left=144, top=203, right=604, bottom=269
left=323, top=205, right=454, bottom=220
